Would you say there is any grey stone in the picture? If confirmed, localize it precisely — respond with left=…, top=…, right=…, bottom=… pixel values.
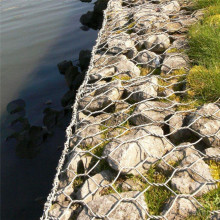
left=77, top=191, right=148, bottom=220
left=160, top=1, right=181, bottom=14
left=48, top=203, right=72, bottom=220
left=125, top=76, right=158, bottom=102
left=162, top=196, right=198, bottom=220
left=103, top=126, right=172, bottom=175
left=64, top=147, right=93, bottom=179
left=89, top=54, right=140, bottom=82
left=168, top=38, right=189, bottom=52
left=163, top=22, right=184, bottom=33
left=70, top=121, right=102, bottom=148
left=76, top=170, right=113, bottom=203
left=171, top=153, right=217, bottom=196
left=121, top=179, right=143, bottom=191
left=205, top=147, right=220, bottom=161
left=161, top=53, right=190, bottom=74
left=79, top=80, right=124, bottom=113
left=144, top=33, right=170, bottom=52
left=129, top=101, right=173, bottom=126
left=168, top=113, right=191, bottom=143
left=189, top=103, right=220, bottom=148
left=158, top=143, right=197, bottom=172
left=107, top=33, right=135, bottom=54
left=133, top=12, right=169, bottom=34
left=135, top=50, right=160, bottom=69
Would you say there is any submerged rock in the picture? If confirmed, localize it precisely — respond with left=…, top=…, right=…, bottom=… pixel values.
left=57, top=60, right=73, bottom=75
left=64, top=65, right=80, bottom=89
left=7, top=99, right=26, bottom=114
left=79, top=50, right=91, bottom=71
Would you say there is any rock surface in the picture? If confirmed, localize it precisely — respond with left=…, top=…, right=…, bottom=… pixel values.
left=162, top=196, right=198, bottom=220
left=161, top=53, right=190, bottom=74
left=77, top=191, right=147, bottom=220
left=144, top=33, right=170, bottom=52
left=103, top=126, right=172, bottom=174
left=79, top=80, right=124, bottom=113
left=189, top=103, right=220, bottom=148
left=135, top=50, right=160, bottom=69
left=125, top=76, right=158, bottom=102
left=171, top=153, right=217, bottom=196
left=76, top=170, right=113, bottom=203
left=129, top=101, right=174, bottom=126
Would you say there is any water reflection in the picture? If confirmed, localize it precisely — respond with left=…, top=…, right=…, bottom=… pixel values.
left=1, top=0, right=98, bottom=219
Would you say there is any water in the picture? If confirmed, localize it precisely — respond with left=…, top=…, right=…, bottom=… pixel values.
left=0, top=0, right=98, bottom=219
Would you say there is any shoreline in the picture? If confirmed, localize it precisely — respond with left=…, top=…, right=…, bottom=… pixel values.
left=42, top=0, right=220, bottom=219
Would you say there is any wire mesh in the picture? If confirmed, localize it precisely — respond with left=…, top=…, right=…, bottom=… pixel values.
left=41, top=0, right=220, bottom=219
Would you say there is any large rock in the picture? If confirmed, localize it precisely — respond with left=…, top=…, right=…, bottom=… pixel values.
left=129, top=101, right=174, bottom=126
left=79, top=80, right=124, bottom=113
left=70, top=120, right=102, bottom=148
left=144, top=33, right=170, bottom=52
left=64, top=66, right=80, bottom=89
left=135, top=50, right=160, bottom=69
left=125, top=76, right=158, bottom=102
left=205, top=147, right=220, bottom=161
left=107, top=33, right=135, bottom=55
left=79, top=50, right=91, bottom=70
left=162, top=196, right=198, bottom=220
left=57, top=60, right=73, bottom=75
left=103, top=126, right=172, bottom=175
left=94, top=0, right=109, bottom=14
left=89, top=54, right=140, bottom=82
left=188, top=103, right=220, bottom=148
left=168, top=113, right=191, bottom=143
left=158, top=143, right=197, bottom=172
left=7, top=99, right=26, bottom=114
left=160, top=1, right=180, bottom=14
left=171, top=153, right=217, bottom=196
left=76, top=170, right=113, bottom=203
left=48, top=203, right=72, bottom=220
left=161, top=53, right=190, bottom=74
left=77, top=191, right=148, bottom=220
left=163, top=21, right=184, bottom=33
left=63, top=147, right=93, bottom=182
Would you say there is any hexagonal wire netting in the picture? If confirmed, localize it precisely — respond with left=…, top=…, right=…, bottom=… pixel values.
left=41, top=0, right=220, bottom=219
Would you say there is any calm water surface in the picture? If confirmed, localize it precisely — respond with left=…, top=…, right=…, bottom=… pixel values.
left=1, top=0, right=98, bottom=219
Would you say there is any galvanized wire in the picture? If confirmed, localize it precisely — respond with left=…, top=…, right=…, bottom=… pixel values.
left=41, top=0, right=220, bottom=219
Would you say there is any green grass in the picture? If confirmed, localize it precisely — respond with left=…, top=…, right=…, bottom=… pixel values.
left=186, top=0, right=220, bottom=102
left=186, top=187, right=220, bottom=220
left=143, top=165, right=172, bottom=215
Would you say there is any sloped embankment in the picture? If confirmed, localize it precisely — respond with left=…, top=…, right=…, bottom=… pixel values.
left=42, top=0, right=220, bottom=219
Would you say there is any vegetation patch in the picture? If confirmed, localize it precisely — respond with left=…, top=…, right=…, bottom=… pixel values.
left=186, top=0, right=220, bottom=102
left=186, top=187, right=220, bottom=219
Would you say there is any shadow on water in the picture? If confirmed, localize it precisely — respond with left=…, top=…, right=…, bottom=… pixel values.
left=0, top=0, right=103, bottom=219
